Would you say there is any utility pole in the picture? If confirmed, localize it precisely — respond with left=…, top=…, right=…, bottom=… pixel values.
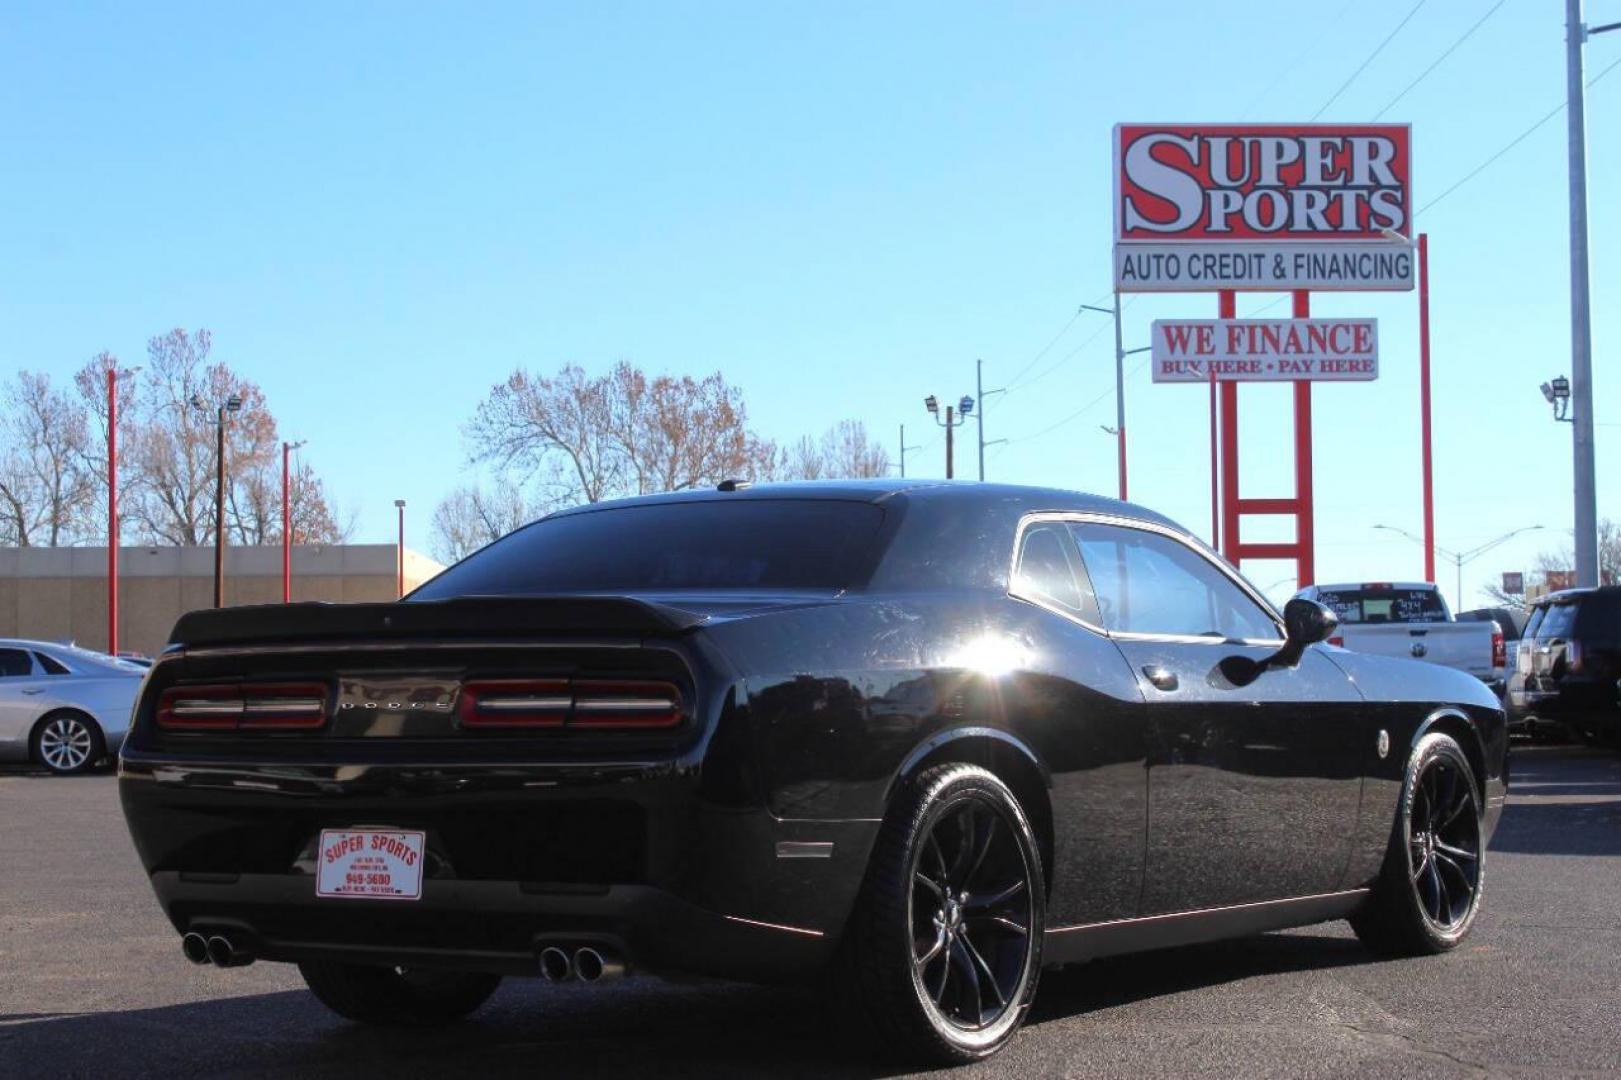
left=975, top=359, right=1006, bottom=481
left=281, top=440, right=306, bottom=603
left=191, top=392, right=243, bottom=608
left=1567, top=0, right=1618, bottom=586
left=106, top=368, right=118, bottom=656
left=898, top=424, right=921, bottom=478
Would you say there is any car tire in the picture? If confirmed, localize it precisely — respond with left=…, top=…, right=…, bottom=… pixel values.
left=834, top=763, right=1045, bottom=1065
left=30, top=711, right=106, bottom=776
left=297, top=961, right=501, bottom=1025
left=1350, top=732, right=1484, bottom=956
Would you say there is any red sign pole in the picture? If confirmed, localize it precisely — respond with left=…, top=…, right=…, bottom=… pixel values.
left=1418, top=233, right=1436, bottom=584
left=1292, top=290, right=1316, bottom=588
left=1212, top=290, right=1234, bottom=549
left=106, top=368, right=118, bottom=656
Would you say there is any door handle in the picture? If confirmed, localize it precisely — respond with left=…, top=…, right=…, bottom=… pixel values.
left=1142, top=665, right=1179, bottom=692
left=21, top=688, right=45, bottom=695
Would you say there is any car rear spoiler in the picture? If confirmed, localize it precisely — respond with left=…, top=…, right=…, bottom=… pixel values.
left=167, top=595, right=710, bottom=649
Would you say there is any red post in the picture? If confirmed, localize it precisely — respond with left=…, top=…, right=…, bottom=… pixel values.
left=1418, top=233, right=1436, bottom=584
left=1218, top=288, right=1238, bottom=554
left=1292, top=290, right=1315, bottom=588
left=1211, top=290, right=1234, bottom=548
left=106, top=368, right=118, bottom=656
left=281, top=442, right=292, bottom=603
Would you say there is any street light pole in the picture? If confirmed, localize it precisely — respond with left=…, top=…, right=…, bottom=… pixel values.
left=395, top=499, right=406, bottom=599
left=106, top=368, right=118, bottom=656
left=923, top=395, right=973, bottom=480
left=1080, top=300, right=1146, bottom=502
left=1373, top=524, right=1545, bottom=608
left=1566, top=0, right=1617, bottom=587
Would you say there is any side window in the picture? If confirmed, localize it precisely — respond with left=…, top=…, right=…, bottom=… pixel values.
left=1070, top=522, right=1279, bottom=641
left=33, top=652, right=70, bottom=675
left=1013, top=522, right=1101, bottom=625
left=0, top=649, right=35, bottom=678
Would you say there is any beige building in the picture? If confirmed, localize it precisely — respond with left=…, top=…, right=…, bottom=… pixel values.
left=0, top=544, right=444, bottom=658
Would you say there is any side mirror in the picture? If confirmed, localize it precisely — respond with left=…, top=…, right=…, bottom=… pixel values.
left=1283, top=598, right=1339, bottom=647
left=1217, top=599, right=1338, bottom=687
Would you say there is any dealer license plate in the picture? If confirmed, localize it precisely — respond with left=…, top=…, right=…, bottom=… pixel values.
left=315, top=828, right=426, bottom=900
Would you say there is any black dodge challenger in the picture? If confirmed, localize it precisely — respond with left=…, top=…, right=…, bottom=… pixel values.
left=119, top=481, right=1507, bottom=1063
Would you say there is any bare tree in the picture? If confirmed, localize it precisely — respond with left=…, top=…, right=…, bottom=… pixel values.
left=465, top=361, right=775, bottom=507
left=1484, top=517, right=1620, bottom=604
left=776, top=420, right=890, bottom=481
left=0, top=372, right=95, bottom=545
left=430, top=481, right=531, bottom=563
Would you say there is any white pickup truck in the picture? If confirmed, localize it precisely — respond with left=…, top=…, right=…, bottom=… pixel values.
left=1295, top=582, right=1507, bottom=693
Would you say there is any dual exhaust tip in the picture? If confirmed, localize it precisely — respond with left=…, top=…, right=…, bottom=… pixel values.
left=184, top=932, right=620, bottom=981
left=181, top=931, right=254, bottom=968
left=539, top=945, right=625, bottom=983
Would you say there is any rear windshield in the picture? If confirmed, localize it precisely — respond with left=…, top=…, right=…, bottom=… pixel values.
left=1536, top=603, right=1578, bottom=640
left=413, top=499, right=887, bottom=598
left=1316, top=587, right=1446, bottom=624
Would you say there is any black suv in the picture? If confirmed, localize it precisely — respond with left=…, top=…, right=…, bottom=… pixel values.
left=1508, top=586, right=1621, bottom=745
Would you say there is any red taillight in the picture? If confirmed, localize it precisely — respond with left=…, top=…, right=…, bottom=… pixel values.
left=1491, top=627, right=1506, bottom=669
left=157, top=683, right=329, bottom=731
left=459, top=678, right=684, bottom=731
left=459, top=679, right=571, bottom=728
left=1328, top=635, right=1344, bottom=648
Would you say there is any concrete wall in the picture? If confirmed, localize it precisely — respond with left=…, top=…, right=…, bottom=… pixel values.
left=0, top=545, right=444, bottom=657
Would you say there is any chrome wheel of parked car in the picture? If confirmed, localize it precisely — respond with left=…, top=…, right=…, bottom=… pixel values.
left=911, top=798, right=1034, bottom=1032
left=33, top=713, right=103, bottom=776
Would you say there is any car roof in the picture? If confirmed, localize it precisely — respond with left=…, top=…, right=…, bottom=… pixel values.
left=543, top=479, right=1182, bottom=530
left=1534, top=584, right=1621, bottom=606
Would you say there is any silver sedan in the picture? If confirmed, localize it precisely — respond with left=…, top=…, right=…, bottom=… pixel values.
left=0, top=639, right=146, bottom=775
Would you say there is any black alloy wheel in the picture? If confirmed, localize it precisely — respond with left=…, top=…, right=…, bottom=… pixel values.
left=1407, top=754, right=1481, bottom=933
left=1351, top=731, right=1485, bottom=955
left=910, top=798, right=1034, bottom=1031
left=838, top=763, right=1044, bottom=1064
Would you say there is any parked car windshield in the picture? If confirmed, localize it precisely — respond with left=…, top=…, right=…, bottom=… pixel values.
left=1315, top=586, right=1446, bottom=624
left=413, top=499, right=888, bottom=597
left=1536, top=602, right=1579, bottom=640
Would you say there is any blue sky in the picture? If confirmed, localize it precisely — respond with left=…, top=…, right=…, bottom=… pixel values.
left=3, top=1, right=1615, bottom=607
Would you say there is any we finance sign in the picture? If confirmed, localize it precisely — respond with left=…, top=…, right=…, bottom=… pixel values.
left=1150, top=318, right=1379, bottom=383
left=1114, top=124, right=1414, bottom=293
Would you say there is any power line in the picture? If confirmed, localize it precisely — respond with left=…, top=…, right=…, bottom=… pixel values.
left=1005, top=355, right=1154, bottom=447
left=1003, top=295, right=1139, bottom=399
left=1311, top=0, right=1429, bottom=121
left=1371, top=0, right=1509, bottom=120
left=1003, top=305, right=1085, bottom=388
left=1420, top=51, right=1621, bottom=215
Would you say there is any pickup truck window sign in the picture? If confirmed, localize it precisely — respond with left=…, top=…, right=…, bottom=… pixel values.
left=1113, top=124, right=1414, bottom=292
left=1150, top=318, right=1378, bottom=382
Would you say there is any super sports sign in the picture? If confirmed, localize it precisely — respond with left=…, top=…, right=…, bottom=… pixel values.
left=1113, top=124, right=1414, bottom=292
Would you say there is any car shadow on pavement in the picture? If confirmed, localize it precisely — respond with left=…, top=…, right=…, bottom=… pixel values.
left=1, top=934, right=1386, bottom=1080
left=1031, top=930, right=1371, bottom=1022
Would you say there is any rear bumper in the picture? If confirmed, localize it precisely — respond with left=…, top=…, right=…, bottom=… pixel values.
left=118, top=755, right=877, bottom=982
left=148, top=873, right=834, bottom=980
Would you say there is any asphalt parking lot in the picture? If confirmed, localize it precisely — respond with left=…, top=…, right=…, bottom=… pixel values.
left=2, top=744, right=1619, bottom=1079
